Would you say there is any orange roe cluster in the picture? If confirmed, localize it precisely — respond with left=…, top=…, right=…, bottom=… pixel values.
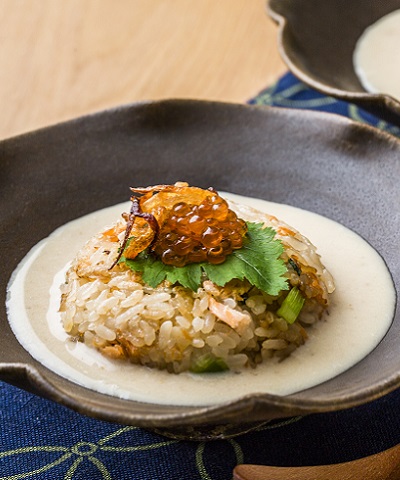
left=120, top=183, right=248, bottom=268
left=153, top=194, right=247, bottom=266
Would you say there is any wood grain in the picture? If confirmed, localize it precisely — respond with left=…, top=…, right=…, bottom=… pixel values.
left=233, top=443, right=400, bottom=480
left=0, top=0, right=285, bottom=140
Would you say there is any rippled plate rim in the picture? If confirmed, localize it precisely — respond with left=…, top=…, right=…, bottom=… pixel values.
left=0, top=99, right=399, bottom=428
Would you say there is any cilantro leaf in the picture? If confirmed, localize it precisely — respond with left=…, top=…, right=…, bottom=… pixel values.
left=204, top=223, right=288, bottom=296
left=120, top=222, right=288, bottom=295
left=123, top=251, right=170, bottom=288
left=122, top=251, right=202, bottom=290
left=161, top=263, right=202, bottom=291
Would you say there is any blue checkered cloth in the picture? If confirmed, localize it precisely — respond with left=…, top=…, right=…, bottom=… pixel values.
left=2, top=72, right=400, bottom=480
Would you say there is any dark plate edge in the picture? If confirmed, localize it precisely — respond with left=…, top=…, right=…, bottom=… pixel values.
left=1, top=98, right=400, bottom=427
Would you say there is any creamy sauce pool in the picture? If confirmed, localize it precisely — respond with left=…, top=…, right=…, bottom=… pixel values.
left=6, top=193, right=396, bottom=406
left=354, top=9, right=400, bottom=99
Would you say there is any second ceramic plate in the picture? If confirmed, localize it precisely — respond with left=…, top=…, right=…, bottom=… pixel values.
left=268, top=0, right=400, bottom=125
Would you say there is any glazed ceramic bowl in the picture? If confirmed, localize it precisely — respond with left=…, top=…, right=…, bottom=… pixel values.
left=1, top=100, right=399, bottom=439
left=268, top=0, right=400, bottom=126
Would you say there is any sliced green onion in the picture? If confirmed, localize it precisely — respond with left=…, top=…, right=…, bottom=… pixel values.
left=277, top=287, right=305, bottom=324
left=190, top=354, right=229, bottom=373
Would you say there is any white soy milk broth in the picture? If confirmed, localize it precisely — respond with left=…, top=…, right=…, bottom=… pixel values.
left=354, top=10, right=400, bottom=100
left=6, top=193, right=396, bottom=406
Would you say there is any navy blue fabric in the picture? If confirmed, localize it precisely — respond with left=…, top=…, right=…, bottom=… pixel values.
left=249, top=72, right=400, bottom=137
left=2, top=381, right=400, bottom=479
left=2, top=72, right=399, bottom=479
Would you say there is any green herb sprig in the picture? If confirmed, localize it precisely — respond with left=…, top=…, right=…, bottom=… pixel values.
left=120, top=222, right=288, bottom=296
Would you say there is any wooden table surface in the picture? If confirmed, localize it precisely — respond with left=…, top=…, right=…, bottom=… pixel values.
left=0, top=0, right=286, bottom=141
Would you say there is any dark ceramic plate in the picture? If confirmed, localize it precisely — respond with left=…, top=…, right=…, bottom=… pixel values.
left=1, top=100, right=399, bottom=439
left=268, top=0, right=400, bottom=126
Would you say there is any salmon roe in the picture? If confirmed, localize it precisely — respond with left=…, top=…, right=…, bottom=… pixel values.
left=152, top=194, right=247, bottom=266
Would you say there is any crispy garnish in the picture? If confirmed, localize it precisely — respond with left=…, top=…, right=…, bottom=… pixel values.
left=113, top=182, right=247, bottom=268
